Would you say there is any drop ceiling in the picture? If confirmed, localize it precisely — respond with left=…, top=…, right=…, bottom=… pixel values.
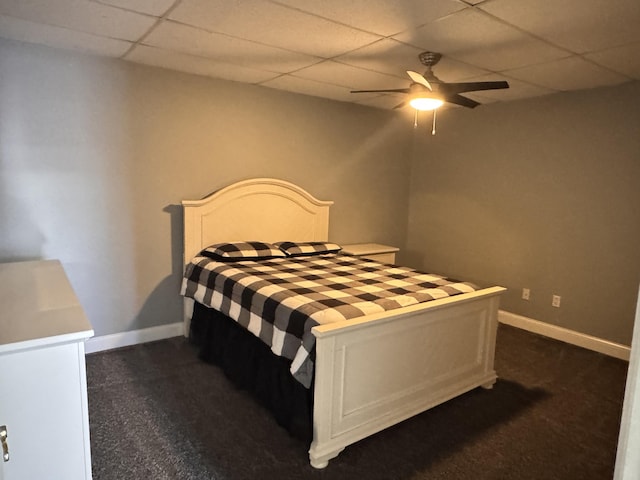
left=0, top=0, right=639, bottom=110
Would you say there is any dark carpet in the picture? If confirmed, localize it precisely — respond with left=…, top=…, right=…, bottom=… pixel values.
left=86, top=325, right=628, bottom=479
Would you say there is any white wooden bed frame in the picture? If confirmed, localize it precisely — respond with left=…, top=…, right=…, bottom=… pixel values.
left=182, top=178, right=506, bottom=469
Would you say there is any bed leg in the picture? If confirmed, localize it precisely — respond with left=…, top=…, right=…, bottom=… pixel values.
left=309, top=446, right=344, bottom=469
left=481, top=374, right=497, bottom=390
left=310, top=458, right=329, bottom=469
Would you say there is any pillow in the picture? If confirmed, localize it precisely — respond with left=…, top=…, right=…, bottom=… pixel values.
left=275, top=241, right=342, bottom=257
left=199, top=241, right=287, bottom=261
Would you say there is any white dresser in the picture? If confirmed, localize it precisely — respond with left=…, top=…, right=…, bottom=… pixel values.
left=0, top=260, right=94, bottom=480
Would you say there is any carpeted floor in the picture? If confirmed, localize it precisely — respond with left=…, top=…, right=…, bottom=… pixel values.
left=86, top=324, right=628, bottom=479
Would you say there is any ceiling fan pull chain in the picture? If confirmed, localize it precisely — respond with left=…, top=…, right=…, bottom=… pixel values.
left=414, top=109, right=418, bottom=128
left=431, top=109, right=437, bottom=135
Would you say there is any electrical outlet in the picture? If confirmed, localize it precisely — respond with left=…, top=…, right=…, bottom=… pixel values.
left=522, top=288, right=530, bottom=300
left=552, top=295, right=561, bottom=308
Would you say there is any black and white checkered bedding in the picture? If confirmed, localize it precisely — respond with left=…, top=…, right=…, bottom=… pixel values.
left=181, top=253, right=477, bottom=388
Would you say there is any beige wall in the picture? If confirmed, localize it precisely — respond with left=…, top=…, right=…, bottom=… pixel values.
left=406, top=81, right=640, bottom=345
left=0, top=39, right=412, bottom=336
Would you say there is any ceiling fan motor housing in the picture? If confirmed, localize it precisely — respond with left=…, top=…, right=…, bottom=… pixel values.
left=419, top=52, right=442, bottom=68
left=418, top=52, right=443, bottom=83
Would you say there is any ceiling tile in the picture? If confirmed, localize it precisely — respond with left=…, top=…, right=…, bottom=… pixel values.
left=505, top=56, right=631, bottom=91
left=478, top=0, right=640, bottom=54
left=585, top=43, right=640, bottom=80
left=126, top=44, right=280, bottom=83
left=0, top=14, right=132, bottom=56
left=272, top=0, right=466, bottom=37
left=143, top=21, right=320, bottom=73
left=293, top=60, right=406, bottom=91
left=94, top=0, right=175, bottom=16
left=393, top=9, right=570, bottom=71
left=261, top=74, right=354, bottom=102
left=334, top=39, right=425, bottom=78
left=0, top=0, right=156, bottom=41
left=169, top=0, right=382, bottom=58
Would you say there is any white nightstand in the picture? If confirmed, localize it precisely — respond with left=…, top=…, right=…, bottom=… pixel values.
left=341, top=243, right=399, bottom=264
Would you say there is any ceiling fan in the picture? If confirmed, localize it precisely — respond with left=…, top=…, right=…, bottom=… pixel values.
left=351, top=51, right=510, bottom=111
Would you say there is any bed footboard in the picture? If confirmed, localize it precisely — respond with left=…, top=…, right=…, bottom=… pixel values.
left=309, top=286, right=505, bottom=469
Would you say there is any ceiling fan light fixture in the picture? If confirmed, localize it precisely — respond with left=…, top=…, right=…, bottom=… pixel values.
left=350, top=52, right=509, bottom=111
left=409, top=96, right=444, bottom=111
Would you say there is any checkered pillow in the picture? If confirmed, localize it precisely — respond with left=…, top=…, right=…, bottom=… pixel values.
left=199, top=241, right=287, bottom=261
left=275, top=241, right=342, bottom=257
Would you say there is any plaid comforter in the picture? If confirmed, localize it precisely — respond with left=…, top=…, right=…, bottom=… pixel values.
left=181, top=253, right=477, bottom=388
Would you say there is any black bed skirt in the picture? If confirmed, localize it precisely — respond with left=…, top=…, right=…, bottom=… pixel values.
left=190, top=302, right=313, bottom=442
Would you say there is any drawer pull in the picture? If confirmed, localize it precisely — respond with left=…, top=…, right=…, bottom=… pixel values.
left=1, top=425, right=8, bottom=462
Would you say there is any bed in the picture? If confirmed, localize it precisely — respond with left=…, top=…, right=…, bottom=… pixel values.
left=181, top=177, right=506, bottom=468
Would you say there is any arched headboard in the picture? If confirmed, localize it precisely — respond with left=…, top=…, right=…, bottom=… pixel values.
left=182, top=178, right=334, bottom=266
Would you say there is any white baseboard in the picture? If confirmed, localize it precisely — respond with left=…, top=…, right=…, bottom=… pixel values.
left=85, top=322, right=184, bottom=354
left=499, top=310, right=631, bottom=361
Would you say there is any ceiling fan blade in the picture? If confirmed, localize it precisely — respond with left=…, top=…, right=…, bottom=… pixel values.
left=406, top=70, right=432, bottom=90
left=392, top=101, right=407, bottom=110
left=350, top=88, right=410, bottom=94
left=441, top=81, right=509, bottom=94
left=443, top=94, right=480, bottom=109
